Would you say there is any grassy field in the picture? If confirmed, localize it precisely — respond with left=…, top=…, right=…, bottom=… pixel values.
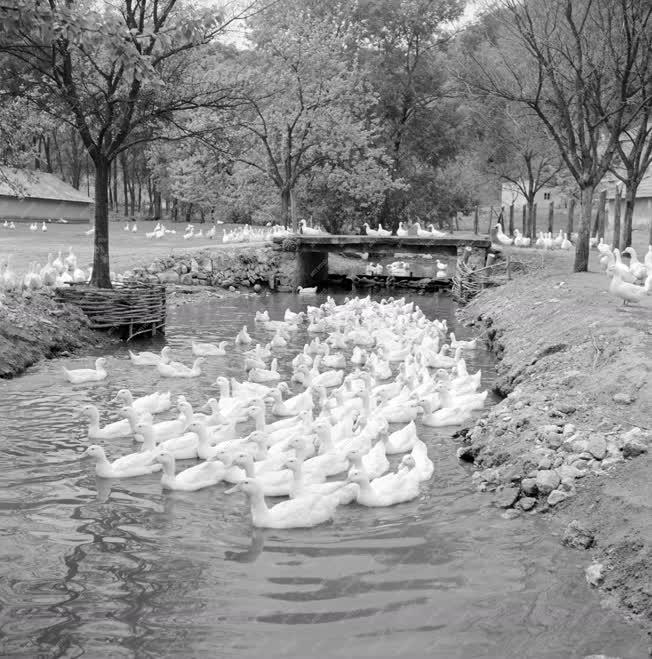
left=0, top=217, right=649, bottom=279
left=0, top=220, right=257, bottom=277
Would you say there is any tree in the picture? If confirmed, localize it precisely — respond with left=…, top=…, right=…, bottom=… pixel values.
left=611, top=106, right=652, bottom=250
left=0, top=0, right=256, bottom=286
left=353, top=0, right=467, bottom=228
left=472, top=99, right=563, bottom=238
left=460, top=0, right=651, bottom=271
left=226, top=0, right=397, bottom=230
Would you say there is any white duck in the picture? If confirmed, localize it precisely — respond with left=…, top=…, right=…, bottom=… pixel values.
left=494, top=223, right=513, bottom=245
left=560, top=233, right=573, bottom=250
left=235, top=326, right=252, bottom=345
left=63, top=357, right=108, bottom=384
left=155, top=451, right=225, bottom=491
left=347, top=467, right=419, bottom=507
left=449, top=333, right=477, bottom=350
left=284, top=457, right=356, bottom=504
left=408, top=438, right=434, bottom=481
left=421, top=400, right=472, bottom=427
left=611, top=248, right=637, bottom=283
left=192, top=341, right=227, bottom=356
left=297, top=286, right=318, bottom=295
left=270, top=331, right=287, bottom=349
left=132, top=402, right=194, bottom=442
left=157, top=357, right=204, bottom=378
left=135, top=421, right=199, bottom=460
left=129, top=346, right=171, bottom=366
left=77, top=403, right=133, bottom=439
left=382, top=422, right=419, bottom=454
left=265, top=387, right=313, bottom=417
left=226, top=478, right=340, bottom=529
left=112, top=389, right=171, bottom=415
left=230, top=452, right=293, bottom=497
left=608, top=272, right=652, bottom=306
left=248, top=358, right=281, bottom=384
left=622, top=247, right=648, bottom=281
left=346, top=441, right=389, bottom=480
left=81, top=445, right=161, bottom=479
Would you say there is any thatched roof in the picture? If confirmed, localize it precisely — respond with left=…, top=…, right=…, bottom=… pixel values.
left=0, top=168, right=92, bottom=204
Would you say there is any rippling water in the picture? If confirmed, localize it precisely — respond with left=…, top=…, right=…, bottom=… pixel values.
left=0, top=291, right=645, bottom=659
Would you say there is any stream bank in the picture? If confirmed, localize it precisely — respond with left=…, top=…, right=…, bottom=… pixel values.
left=0, top=290, right=112, bottom=378
left=456, top=253, right=651, bottom=630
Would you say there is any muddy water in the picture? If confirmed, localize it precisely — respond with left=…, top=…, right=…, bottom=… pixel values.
left=0, top=292, right=645, bottom=658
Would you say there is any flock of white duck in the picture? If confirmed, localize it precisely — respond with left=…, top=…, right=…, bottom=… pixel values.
left=133, top=220, right=298, bottom=243
left=67, top=296, right=486, bottom=529
left=494, top=223, right=575, bottom=249
left=0, top=247, right=92, bottom=292
left=597, top=242, right=652, bottom=306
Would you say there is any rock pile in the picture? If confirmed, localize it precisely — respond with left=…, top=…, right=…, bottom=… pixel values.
left=457, top=389, right=650, bottom=513
left=124, top=247, right=282, bottom=289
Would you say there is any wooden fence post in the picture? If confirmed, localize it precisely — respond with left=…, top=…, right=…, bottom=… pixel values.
left=612, top=186, right=621, bottom=250
left=566, top=198, right=575, bottom=237
left=508, top=204, right=514, bottom=236
left=547, top=201, right=554, bottom=234
left=473, top=205, right=479, bottom=234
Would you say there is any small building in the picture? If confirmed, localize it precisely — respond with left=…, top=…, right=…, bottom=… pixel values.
left=0, top=168, right=92, bottom=222
left=604, top=170, right=652, bottom=231
left=501, top=182, right=569, bottom=210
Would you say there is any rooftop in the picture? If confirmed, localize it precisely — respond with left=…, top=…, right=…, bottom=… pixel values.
left=0, top=168, right=92, bottom=204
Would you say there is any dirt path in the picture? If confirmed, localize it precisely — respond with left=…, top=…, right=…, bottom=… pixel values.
left=457, top=244, right=651, bottom=629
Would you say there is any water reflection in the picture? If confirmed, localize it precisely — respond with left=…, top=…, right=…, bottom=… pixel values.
left=0, top=291, right=646, bottom=658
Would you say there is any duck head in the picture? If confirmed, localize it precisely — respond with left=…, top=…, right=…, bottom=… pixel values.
left=81, top=445, right=105, bottom=461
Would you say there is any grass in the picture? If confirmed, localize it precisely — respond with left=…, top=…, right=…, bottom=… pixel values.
left=0, top=220, right=256, bottom=277
left=0, top=216, right=649, bottom=280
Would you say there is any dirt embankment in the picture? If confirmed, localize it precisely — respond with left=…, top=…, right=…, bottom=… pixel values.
left=456, top=252, right=651, bottom=629
left=0, top=290, right=112, bottom=378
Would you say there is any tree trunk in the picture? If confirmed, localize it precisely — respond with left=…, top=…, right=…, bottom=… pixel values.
left=597, top=189, right=607, bottom=240
left=566, top=198, right=575, bottom=236
left=154, top=190, right=162, bottom=220
left=129, top=181, right=136, bottom=217
left=172, top=198, right=178, bottom=222
left=290, top=187, right=298, bottom=232
left=121, top=154, right=129, bottom=217
left=508, top=204, right=514, bottom=236
left=547, top=201, right=554, bottom=234
left=574, top=186, right=594, bottom=272
left=612, top=186, right=621, bottom=250
left=281, top=187, right=290, bottom=229
left=185, top=202, right=193, bottom=223
left=527, top=200, right=536, bottom=240
left=522, top=204, right=527, bottom=234
left=90, top=157, right=112, bottom=288
left=42, top=136, right=53, bottom=173
left=70, top=128, right=82, bottom=189
left=620, top=185, right=636, bottom=251
left=112, top=160, right=118, bottom=214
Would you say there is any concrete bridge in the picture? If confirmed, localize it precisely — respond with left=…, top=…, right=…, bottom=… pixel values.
left=273, top=233, right=493, bottom=287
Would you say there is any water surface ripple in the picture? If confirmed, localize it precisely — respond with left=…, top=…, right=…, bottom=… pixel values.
left=0, top=292, right=644, bottom=658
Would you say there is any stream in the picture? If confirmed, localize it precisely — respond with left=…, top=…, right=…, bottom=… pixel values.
left=0, top=291, right=646, bottom=658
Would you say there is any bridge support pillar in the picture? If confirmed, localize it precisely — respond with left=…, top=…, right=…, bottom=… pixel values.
left=297, top=250, right=329, bottom=288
